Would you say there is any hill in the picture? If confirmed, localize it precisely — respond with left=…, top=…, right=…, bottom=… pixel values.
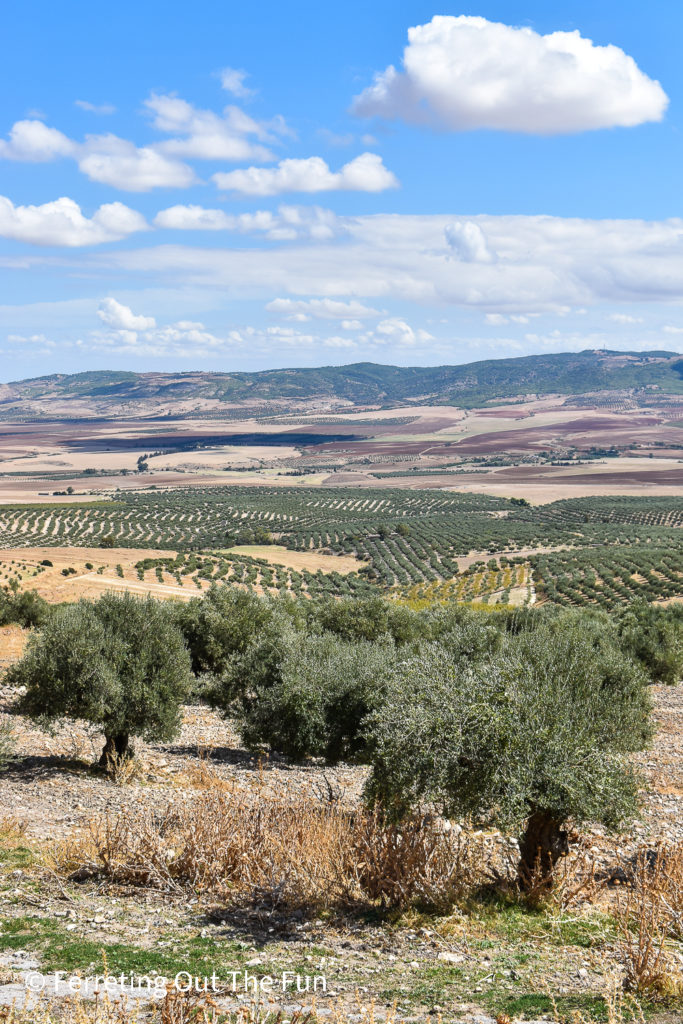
left=1, top=349, right=682, bottom=417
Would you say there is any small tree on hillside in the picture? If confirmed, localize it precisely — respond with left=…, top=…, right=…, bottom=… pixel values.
left=0, top=588, right=50, bottom=628
left=366, top=619, right=652, bottom=888
left=8, top=593, right=192, bottom=766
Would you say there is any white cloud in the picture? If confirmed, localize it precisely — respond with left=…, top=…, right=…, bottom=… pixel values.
left=0, top=89, right=284, bottom=191
left=154, top=204, right=233, bottom=231
left=0, top=119, right=196, bottom=191
left=341, top=319, right=363, bottom=330
left=145, top=93, right=276, bottom=161
left=266, top=298, right=380, bottom=320
left=353, top=15, right=668, bottom=134
left=75, top=100, right=116, bottom=115
left=485, top=312, right=532, bottom=325
left=446, top=221, right=493, bottom=262
left=662, top=325, right=683, bottom=335
left=262, top=205, right=338, bottom=240
left=0, top=196, right=147, bottom=246
left=0, top=120, right=75, bottom=161
left=89, top=302, right=245, bottom=357
left=154, top=203, right=339, bottom=240
left=102, top=213, right=683, bottom=319
left=219, top=68, right=255, bottom=99
left=213, top=152, right=398, bottom=196
left=79, top=134, right=197, bottom=191
left=375, top=317, right=434, bottom=346
left=97, top=298, right=156, bottom=330
left=7, top=332, right=56, bottom=350
left=607, top=312, right=644, bottom=324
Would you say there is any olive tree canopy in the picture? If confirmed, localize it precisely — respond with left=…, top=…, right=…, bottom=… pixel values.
left=9, top=592, right=192, bottom=766
left=366, top=618, right=652, bottom=886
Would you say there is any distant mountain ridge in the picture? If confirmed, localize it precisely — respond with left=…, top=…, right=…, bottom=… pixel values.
left=3, top=350, right=683, bottom=415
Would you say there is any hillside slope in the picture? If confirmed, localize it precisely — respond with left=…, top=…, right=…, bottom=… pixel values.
left=1, top=349, right=682, bottom=416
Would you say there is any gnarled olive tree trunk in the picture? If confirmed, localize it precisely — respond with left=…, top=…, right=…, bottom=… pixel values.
left=99, top=732, right=130, bottom=768
left=518, top=809, right=569, bottom=890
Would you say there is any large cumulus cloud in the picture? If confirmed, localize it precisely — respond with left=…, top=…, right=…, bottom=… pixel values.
left=353, top=15, right=668, bottom=134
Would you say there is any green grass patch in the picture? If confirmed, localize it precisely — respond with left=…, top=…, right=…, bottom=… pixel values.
left=0, top=844, right=36, bottom=870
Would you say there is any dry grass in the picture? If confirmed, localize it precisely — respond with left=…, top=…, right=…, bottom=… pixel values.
left=55, top=777, right=484, bottom=912
left=106, top=752, right=147, bottom=786
left=222, top=545, right=361, bottom=576
left=615, top=846, right=683, bottom=997
left=0, top=813, right=28, bottom=843
left=0, top=985, right=651, bottom=1024
left=0, top=988, right=408, bottom=1024
left=0, top=624, right=28, bottom=670
left=0, top=548, right=181, bottom=605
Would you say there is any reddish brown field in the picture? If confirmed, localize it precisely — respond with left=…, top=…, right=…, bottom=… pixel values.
left=0, top=398, right=681, bottom=504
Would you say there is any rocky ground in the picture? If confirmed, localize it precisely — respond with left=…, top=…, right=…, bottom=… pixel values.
left=1, top=626, right=683, bottom=1022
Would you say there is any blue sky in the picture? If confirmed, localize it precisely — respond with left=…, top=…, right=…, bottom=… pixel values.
left=2, top=0, right=683, bottom=380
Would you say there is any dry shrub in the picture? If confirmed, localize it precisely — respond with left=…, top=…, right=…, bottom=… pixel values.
left=353, top=814, right=477, bottom=909
left=0, top=814, right=27, bottom=843
left=615, top=846, right=683, bottom=998
left=107, top=751, right=146, bottom=786
left=643, top=843, right=683, bottom=939
left=536, top=847, right=604, bottom=911
left=181, top=749, right=240, bottom=793
left=59, top=784, right=483, bottom=911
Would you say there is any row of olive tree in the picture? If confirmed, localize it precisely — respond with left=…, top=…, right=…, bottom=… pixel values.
left=175, top=590, right=653, bottom=885
left=5, top=587, right=673, bottom=886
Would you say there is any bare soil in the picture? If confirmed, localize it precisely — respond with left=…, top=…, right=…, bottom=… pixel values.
left=224, top=544, right=362, bottom=575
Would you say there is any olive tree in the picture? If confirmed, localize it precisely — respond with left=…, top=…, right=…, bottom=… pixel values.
left=8, top=593, right=192, bottom=766
left=306, top=595, right=422, bottom=646
left=174, top=585, right=290, bottom=696
left=616, top=599, right=683, bottom=684
left=0, top=588, right=50, bottom=628
left=366, top=618, right=652, bottom=888
left=238, top=631, right=397, bottom=762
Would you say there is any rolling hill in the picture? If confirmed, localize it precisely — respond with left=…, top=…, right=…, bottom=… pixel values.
left=1, top=349, right=682, bottom=418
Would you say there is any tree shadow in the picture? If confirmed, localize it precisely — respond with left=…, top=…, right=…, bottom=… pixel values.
left=2, top=752, right=98, bottom=783
left=161, top=743, right=298, bottom=771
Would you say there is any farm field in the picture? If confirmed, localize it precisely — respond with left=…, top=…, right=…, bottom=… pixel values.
left=1, top=390, right=683, bottom=504
left=0, top=486, right=681, bottom=609
left=223, top=543, right=362, bottom=574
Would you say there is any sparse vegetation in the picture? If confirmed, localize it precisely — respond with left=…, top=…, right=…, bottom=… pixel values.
left=0, top=719, right=15, bottom=770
